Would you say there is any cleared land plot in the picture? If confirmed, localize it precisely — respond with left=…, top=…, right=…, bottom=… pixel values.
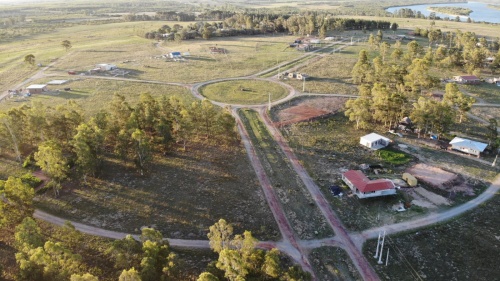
left=470, top=106, right=500, bottom=122
left=310, top=246, right=362, bottom=281
left=275, top=96, right=347, bottom=126
left=282, top=45, right=373, bottom=95
left=35, top=143, right=280, bottom=241
left=199, top=80, right=288, bottom=105
left=0, top=79, right=192, bottom=117
left=462, top=83, right=500, bottom=104
left=363, top=191, right=500, bottom=281
left=239, top=109, right=334, bottom=239
left=407, top=163, right=457, bottom=188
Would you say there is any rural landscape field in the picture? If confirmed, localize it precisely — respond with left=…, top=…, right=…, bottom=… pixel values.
left=1, top=0, right=499, bottom=280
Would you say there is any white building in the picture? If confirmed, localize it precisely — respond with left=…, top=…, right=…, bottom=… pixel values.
left=449, top=137, right=488, bottom=157
left=360, top=133, right=391, bottom=150
left=26, top=84, right=48, bottom=94
left=95, top=64, right=117, bottom=71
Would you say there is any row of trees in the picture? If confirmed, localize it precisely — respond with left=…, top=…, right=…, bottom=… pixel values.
left=144, top=14, right=394, bottom=41
left=199, top=219, right=311, bottom=281
left=0, top=94, right=237, bottom=193
left=347, top=35, right=476, bottom=138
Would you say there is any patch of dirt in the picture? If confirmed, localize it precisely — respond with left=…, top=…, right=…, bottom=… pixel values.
left=406, top=163, right=457, bottom=188
left=275, top=97, right=348, bottom=126
left=413, top=187, right=450, bottom=206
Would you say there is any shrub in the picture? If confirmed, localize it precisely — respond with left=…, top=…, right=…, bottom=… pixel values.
left=20, top=173, right=43, bottom=188
left=378, top=148, right=411, bottom=165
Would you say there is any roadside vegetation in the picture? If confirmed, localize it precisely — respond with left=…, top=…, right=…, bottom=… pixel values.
left=309, top=247, right=362, bottom=281
left=239, top=109, right=334, bottom=239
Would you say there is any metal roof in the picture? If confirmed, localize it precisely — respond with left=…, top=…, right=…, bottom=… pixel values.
left=450, top=137, right=487, bottom=152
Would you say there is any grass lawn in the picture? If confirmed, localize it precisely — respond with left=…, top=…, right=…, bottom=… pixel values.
left=461, top=83, right=500, bottom=104
left=363, top=189, right=500, bottom=281
left=377, top=148, right=412, bottom=165
left=281, top=44, right=375, bottom=95
left=0, top=79, right=193, bottom=117
left=34, top=142, right=280, bottom=241
left=310, top=247, right=363, bottom=281
left=239, top=109, right=334, bottom=239
left=199, top=80, right=289, bottom=105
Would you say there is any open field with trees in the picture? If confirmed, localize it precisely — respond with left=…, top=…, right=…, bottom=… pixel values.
left=1, top=0, right=500, bottom=280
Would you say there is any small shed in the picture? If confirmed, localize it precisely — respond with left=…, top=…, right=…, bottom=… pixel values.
left=402, top=173, right=417, bottom=187
left=26, top=84, right=48, bottom=94
left=95, top=64, right=117, bottom=71
left=449, top=137, right=487, bottom=157
left=360, top=133, right=391, bottom=150
left=296, top=73, right=309, bottom=80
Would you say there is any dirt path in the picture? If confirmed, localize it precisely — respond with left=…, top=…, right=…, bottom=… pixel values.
left=233, top=109, right=315, bottom=276
left=351, top=173, right=500, bottom=249
left=258, top=108, right=380, bottom=281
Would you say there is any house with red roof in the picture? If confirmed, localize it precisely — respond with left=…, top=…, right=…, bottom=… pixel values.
left=342, top=170, right=397, bottom=199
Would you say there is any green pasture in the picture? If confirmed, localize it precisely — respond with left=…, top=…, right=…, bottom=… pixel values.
left=199, top=80, right=289, bottom=105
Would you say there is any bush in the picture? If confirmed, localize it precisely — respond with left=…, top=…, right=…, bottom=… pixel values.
left=378, top=148, right=412, bottom=165
left=20, top=173, right=43, bottom=188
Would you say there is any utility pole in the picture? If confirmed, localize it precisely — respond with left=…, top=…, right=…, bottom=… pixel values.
left=268, top=92, right=271, bottom=111
left=493, top=153, right=498, bottom=167
left=378, top=230, right=386, bottom=264
left=374, top=231, right=381, bottom=258
left=386, top=248, right=390, bottom=266
left=302, top=77, right=306, bottom=92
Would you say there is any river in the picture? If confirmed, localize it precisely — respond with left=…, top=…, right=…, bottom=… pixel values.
left=386, top=2, right=500, bottom=24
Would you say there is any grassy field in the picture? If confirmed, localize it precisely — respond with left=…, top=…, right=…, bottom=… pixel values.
left=470, top=106, right=500, bottom=122
left=238, top=109, right=334, bottom=239
left=35, top=142, right=280, bottom=241
left=199, top=80, right=289, bottom=105
left=0, top=79, right=192, bottom=117
left=462, top=83, right=500, bottom=104
left=363, top=189, right=500, bottom=281
left=310, top=247, right=363, bottom=281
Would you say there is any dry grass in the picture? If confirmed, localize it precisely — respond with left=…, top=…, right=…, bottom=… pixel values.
left=199, top=80, right=289, bottom=105
left=35, top=142, right=280, bottom=241
left=310, top=247, right=363, bottom=281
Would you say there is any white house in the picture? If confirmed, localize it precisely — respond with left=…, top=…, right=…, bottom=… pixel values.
left=342, top=170, right=397, bottom=199
left=449, top=137, right=488, bottom=157
left=360, top=133, right=391, bottom=150
left=95, top=64, right=117, bottom=71
left=26, top=84, right=48, bottom=94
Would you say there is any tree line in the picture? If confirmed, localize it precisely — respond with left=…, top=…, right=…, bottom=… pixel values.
left=0, top=94, right=237, bottom=194
left=346, top=31, right=479, bottom=139
left=144, top=13, right=393, bottom=41
left=0, top=182, right=308, bottom=281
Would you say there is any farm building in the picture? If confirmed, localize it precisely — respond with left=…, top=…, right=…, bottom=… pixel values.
left=402, top=173, right=417, bottom=187
left=26, top=84, right=48, bottom=94
left=453, top=75, right=480, bottom=84
left=95, top=64, right=117, bottom=71
left=360, top=133, right=391, bottom=150
left=342, top=170, right=397, bottom=199
left=47, top=80, right=68, bottom=85
left=449, top=137, right=487, bottom=157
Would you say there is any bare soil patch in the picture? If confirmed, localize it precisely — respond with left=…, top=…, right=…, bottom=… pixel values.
left=275, top=97, right=348, bottom=126
left=406, top=163, right=457, bottom=188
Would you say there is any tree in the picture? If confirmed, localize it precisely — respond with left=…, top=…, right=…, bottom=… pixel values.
left=197, top=272, right=220, bottom=281
left=344, top=97, right=372, bottom=129
left=486, top=119, right=498, bottom=149
left=379, top=42, right=391, bottom=62
left=0, top=112, right=22, bottom=162
left=208, top=219, right=234, bottom=253
left=119, top=268, right=142, bottom=281
left=62, top=40, right=72, bottom=52
left=202, top=27, right=213, bottom=40
left=72, top=120, right=104, bottom=180
left=351, top=50, right=373, bottom=84
left=70, top=273, right=99, bottom=281
left=283, top=265, right=312, bottom=281
left=0, top=177, right=34, bottom=228
left=34, top=140, right=69, bottom=195
left=443, top=83, right=475, bottom=123
left=410, top=97, right=435, bottom=138
left=131, top=129, right=151, bottom=176
left=24, top=54, right=35, bottom=66
left=262, top=248, right=281, bottom=278
left=106, top=235, right=142, bottom=270
left=390, top=22, right=398, bottom=33
left=15, top=217, right=44, bottom=250
left=216, top=249, right=248, bottom=281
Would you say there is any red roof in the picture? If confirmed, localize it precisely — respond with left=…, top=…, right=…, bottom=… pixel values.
left=343, top=170, right=395, bottom=192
